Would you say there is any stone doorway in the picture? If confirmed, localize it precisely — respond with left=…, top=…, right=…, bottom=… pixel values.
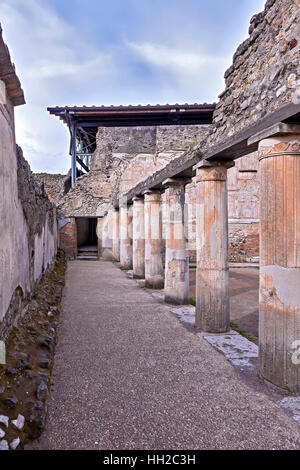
left=76, top=217, right=98, bottom=260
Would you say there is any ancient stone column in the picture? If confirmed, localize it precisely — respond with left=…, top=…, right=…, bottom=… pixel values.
left=119, top=203, right=133, bottom=270
left=102, top=212, right=114, bottom=260
left=132, top=197, right=145, bottom=278
left=144, top=190, right=164, bottom=289
left=163, top=178, right=189, bottom=304
left=195, top=161, right=233, bottom=332
left=111, top=209, right=120, bottom=261
left=250, top=123, right=300, bottom=392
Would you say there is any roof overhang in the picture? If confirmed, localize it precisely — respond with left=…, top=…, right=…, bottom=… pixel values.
left=47, top=103, right=216, bottom=128
left=0, top=24, right=25, bottom=106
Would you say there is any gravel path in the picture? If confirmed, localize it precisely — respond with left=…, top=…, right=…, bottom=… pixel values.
left=30, top=260, right=300, bottom=450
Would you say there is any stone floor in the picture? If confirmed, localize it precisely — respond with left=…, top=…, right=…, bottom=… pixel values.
left=189, top=267, right=259, bottom=342
left=28, top=260, right=300, bottom=450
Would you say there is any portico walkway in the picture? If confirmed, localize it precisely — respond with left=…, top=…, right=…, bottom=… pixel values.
left=31, top=260, right=300, bottom=450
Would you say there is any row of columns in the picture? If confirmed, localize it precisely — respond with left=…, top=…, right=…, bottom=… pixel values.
left=108, top=124, right=300, bottom=393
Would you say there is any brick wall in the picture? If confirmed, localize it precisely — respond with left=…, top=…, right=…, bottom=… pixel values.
left=59, top=219, right=77, bottom=259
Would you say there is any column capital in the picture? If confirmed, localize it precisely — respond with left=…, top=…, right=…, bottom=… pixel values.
left=249, top=122, right=300, bottom=162
left=162, top=177, right=191, bottom=188
left=143, top=189, right=162, bottom=202
left=132, top=196, right=144, bottom=202
left=142, top=188, right=161, bottom=195
left=193, top=159, right=234, bottom=172
left=248, top=122, right=300, bottom=146
left=195, top=161, right=234, bottom=183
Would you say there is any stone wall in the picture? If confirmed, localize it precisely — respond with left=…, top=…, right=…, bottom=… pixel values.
left=34, top=172, right=71, bottom=205
left=57, top=122, right=260, bottom=262
left=227, top=153, right=259, bottom=262
left=210, top=0, right=300, bottom=144
left=58, top=124, right=210, bottom=254
left=0, top=97, right=57, bottom=340
left=58, top=124, right=209, bottom=217
left=186, top=152, right=260, bottom=263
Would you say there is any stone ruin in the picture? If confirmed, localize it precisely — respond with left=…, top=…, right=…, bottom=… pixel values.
left=1, top=0, right=300, bottom=394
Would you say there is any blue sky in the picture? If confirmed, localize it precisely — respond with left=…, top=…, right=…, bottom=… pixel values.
left=0, top=0, right=265, bottom=174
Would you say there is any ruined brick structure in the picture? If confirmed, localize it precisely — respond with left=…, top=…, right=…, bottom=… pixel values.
left=55, top=124, right=213, bottom=259
left=42, top=122, right=260, bottom=262
left=0, top=0, right=299, bottom=396
left=117, top=0, right=300, bottom=392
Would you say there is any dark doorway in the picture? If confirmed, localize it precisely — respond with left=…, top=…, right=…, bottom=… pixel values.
left=76, top=217, right=98, bottom=260
left=76, top=217, right=97, bottom=247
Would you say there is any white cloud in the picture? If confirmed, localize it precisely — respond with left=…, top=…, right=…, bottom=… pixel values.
left=0, top=0, right=116, bottom=173
left=127, top=41, right=227, bottom=74
left=126, top=41, right=230, bottom=103
left=0, top=1, right=234, bottom=173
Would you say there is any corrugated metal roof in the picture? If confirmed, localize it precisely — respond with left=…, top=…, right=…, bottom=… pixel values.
left=48, top=103, right=216, bottom=128
left=48, top=103, right=215, bottom=113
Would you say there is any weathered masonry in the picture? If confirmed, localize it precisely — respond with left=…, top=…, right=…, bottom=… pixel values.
left=0, top=26, right=57, bottom=340
left=47, top=105, right=260, bottom=263
left=46, top=0, right=300, bottom=393
left=115, top=0, right=300, bottom=392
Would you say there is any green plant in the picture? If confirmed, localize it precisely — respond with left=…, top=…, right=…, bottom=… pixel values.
left=230, top=321, right=256, bottom=344
left=194, top=150, right=202, bottom=159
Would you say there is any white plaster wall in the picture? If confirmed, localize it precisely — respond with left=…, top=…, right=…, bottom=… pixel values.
left=0, top=99, right=30, bottom=321
left=43, top=210, right=57, bottom=272
left=0, top=96, right=58, bottom=324
left=34, top=228, right=45, bottom=282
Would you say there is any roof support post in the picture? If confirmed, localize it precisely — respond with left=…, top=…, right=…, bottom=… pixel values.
left=195, top=160, right=234, bottom=332
left=119, top=199, right=133, bottom=270
left=144, top=190, right=164, bottom=289
left=71, top=121, right=77, bottom=187
left=251, top=123, right=300, bottom=392
left=162, top=179, right=190, bottom=305
left=132, top=197, right=145, bottom=279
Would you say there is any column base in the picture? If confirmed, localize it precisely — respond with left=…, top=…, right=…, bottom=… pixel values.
left=133, top=273, right=145, bottom=279
left=164, top=295, right=189, bottom=305
left=120, top=263, right=133, bottom=270
left=145, top=278, right=164, bottom=289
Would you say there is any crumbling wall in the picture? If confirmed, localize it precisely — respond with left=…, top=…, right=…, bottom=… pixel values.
left=210, top=0, right=300, bottom=143
left=58, top=125, right=208, bottom=218
left=0, top=99, right=57, bottom=339
left=34, top=172, right=71, bottom=205
left=58, top=124, right=210, bottom=254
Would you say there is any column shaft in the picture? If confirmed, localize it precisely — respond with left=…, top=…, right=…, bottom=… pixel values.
left=144, top=191, right=164, bottom=289
left=132, top=197, right=145, bottom=278
left=259, top=134, right=300, bottom=392
left=119, top=205, right=133, bottom=270
left=164, top=181, right=189, bottom=304
left=195, top=163, right=230, bottom=332
left=112, top=209, right=120, bottom=261
left=102, top=212, right=114, bottom=260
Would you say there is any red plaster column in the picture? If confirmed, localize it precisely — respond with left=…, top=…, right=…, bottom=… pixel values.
left=132, top=197, right=145, bottom=279
left=119, top=204, right=133, bottom=270
left=112, top=209, right=120, bottom=261
left=256, top=127, right=300, bottom=392
left=163, top=179, right=189, bottom=304
left=144, top=190, right=164, bottom=289
left=195, top=161, right=233, bottom=332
